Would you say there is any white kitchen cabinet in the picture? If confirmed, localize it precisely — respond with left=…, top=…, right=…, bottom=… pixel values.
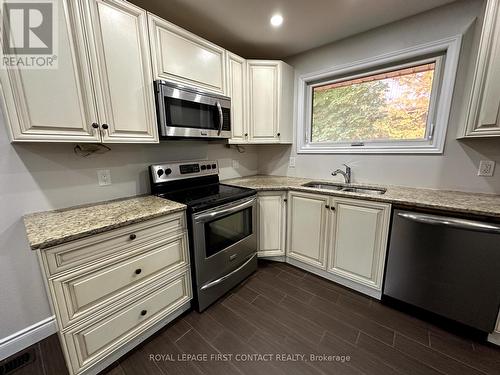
left=257, top=192, right=287, bottom=257
left=327, top=197, right=391, bottom=291
left=37, top=213, right=192, bottom=375
left=460, top=0, right=500, bottom=137
left=226, top=52, right=248, bottom=143
left=84, top=0, right=158, bottom=143
left=0, top=0, right=158, bottom=143
left=246, top=60, right=294, bottom=144
left=0, top=0, right=100, bottom=142
left=286, top=191, right=329, bottom=268
left=148, top=14, right=226, bottom=94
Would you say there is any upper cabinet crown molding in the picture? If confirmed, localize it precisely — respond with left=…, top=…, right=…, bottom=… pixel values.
left=460, top=0, right=500, bottom=138
left=148, top=14, right=226, bottom=95
left=84, top=0, right=159, bottom=143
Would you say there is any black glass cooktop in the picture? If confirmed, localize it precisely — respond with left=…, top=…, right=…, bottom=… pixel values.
left=158, top=183, right=256, bottom=213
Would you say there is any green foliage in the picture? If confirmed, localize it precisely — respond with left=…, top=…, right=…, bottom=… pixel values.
left=311, top=70, right=434, bottom=143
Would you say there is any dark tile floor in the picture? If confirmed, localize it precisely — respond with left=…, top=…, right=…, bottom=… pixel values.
left=3, top=261, right=500, bottom=375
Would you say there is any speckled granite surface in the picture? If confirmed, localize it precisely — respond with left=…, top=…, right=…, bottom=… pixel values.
left=223, top=175, right=500, bottom=219
left=24, top=196, right=186, bottom=250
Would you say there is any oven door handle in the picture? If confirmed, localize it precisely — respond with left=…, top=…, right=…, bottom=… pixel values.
left=216, top=101, right=223, bottom=136
left=200, top=253, right=256, bottom=291
left=194, top=197, right=256, bottom=222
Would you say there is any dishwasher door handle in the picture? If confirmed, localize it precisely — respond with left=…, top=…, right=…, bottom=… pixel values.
left=397, top=212, right=500, bottom=234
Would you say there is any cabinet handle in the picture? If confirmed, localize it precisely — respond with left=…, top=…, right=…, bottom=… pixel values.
left=91, top=123, right=99, bottom=129
left=140, top=310, right=147, bottom=316
left=135, top=268, right=142, bottom=275
left=101, top=123, right=109, bottom=130
left=129, top=234, right=136, bottom=240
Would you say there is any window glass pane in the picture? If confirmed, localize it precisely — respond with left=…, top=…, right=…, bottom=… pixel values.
left=311, top=63, right=436, bottom=143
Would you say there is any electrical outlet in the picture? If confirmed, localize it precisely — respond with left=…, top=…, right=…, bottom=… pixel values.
left=289, top=157, right=296, bottom=168
left=478, top=160, right=495, bottom=177
left=97, top=169, right=112, bottom=186
left=232, top=159, right=240, bottom=169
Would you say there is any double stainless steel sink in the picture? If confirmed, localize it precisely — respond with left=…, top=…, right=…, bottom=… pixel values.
left=302, top=182, right=387, bottom=195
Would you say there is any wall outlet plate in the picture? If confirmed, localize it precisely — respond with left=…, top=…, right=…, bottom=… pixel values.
left=97, top=169, right=112, bottom=186
left=478, top=160, right=495, bottom=177
left=289, top=157, right=296, bottom=168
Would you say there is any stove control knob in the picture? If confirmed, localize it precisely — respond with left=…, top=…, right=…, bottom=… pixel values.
left=212, top=164, right=217, bottom=169
left=201, top=165, right=206, bottom=170
left=165, top=168, right=172, bottom=175
left=206, top=165, right=212, bottom=170
left=157, top=169, right=164, bottom=177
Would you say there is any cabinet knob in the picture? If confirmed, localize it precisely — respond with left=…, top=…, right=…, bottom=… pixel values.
left=91, top=123, right=99, bottom=129
left=244, top=133, right=248, bottom=137
left=330, top=206, right=335, bottom=211
left=129, top=234, right=136, bottom=240
left=283, top=198, right=287, bottom=203
left=277, top=132, right=281, bottom=137
left=140, top=310, right=147, bottom=316
left=101, top=123, right=109, bottom=130
left=135, top=268, right=142, bottom=275
left=325, top=205, right=330, bottom=209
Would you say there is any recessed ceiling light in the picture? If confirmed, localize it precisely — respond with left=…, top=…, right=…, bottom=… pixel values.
left=270, top=14, right=283, bottom=27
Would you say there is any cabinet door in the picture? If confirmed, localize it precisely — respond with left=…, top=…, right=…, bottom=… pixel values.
left=328, top=198, right=390, bottom=290
left=85, top=0, right=158, bottom=143
left=247, top=61, right=279, bottom=142
left=287, top=192, right=329, bottom=268
left=0, top=0, right=100, bottom=142
left=227, top=52, right=247, bottom=143
left=149, top=14, right=225, bottom=94
left=464, top=0, right=500, bottom=137
left=258, top=192, right=286, bottom=257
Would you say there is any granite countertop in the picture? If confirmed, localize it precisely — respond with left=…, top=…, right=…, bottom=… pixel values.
left=223, top=175, right=500, bottom=219
left=24, top=196, right=186, bottom=250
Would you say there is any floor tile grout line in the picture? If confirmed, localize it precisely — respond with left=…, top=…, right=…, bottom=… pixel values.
left=173, top=327, right=193, bottom=344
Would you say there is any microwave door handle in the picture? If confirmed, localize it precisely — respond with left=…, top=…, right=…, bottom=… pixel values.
left=216, top=101, right=223, bottom=135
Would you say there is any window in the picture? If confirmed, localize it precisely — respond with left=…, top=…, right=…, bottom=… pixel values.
left=297, top=37, right=461, bottom=154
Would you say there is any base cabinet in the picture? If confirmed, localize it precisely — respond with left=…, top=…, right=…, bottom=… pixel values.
left=286, top=192, right=329, bottom=268
left=327, top=198, right=391, bottom=291
left=257, top=192, right=286, bottom=257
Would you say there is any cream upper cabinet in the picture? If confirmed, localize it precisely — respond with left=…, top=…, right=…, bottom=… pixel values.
left=327, top=198, right=391, bottom=291
left=258, top=192, right=286, bottom=257
left=460, top=0, right=500, bottom=138
left=84, top=0, right=158, bottom=143
left=226, top=52, right=248, bottom=143
left=0, top=0, right=100, bottom=142
left=286, top=191, right=329, bottom=268
left=148, top=14, right=226, bottom=94
left=246, top=60, right=293, bottom=144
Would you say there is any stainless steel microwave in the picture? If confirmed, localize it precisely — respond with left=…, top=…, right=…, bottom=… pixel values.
left=154, top=80, right=231, bottom=139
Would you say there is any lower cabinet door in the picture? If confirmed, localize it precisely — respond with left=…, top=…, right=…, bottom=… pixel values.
left=286, top=192, right=329, bottom=268
left=63, top=270, right=191, bottom=374
left=327, top=198, right=391, bottom=290
left=258, top=192, right=286, bottom=257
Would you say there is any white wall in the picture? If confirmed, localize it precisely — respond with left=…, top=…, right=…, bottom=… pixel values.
left=0, top=113, right=258, bottom=343
left=258, top=0, right=500, bottom=194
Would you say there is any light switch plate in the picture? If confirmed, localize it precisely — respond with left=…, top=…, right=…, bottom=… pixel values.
left=289, top=157, right=296, bottom=168
left=97, top=169, right=112, bottom=186
left=478, top=160, right=495, bottom=177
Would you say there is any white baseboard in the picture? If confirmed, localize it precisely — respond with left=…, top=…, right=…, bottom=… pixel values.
left=0, top=316, right=57, bottom=361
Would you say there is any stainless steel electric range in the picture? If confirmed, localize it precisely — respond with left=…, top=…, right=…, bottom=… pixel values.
left=149, top=160, right=257, bottom=311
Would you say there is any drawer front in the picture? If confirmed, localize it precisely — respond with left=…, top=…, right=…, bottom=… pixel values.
left=52, top=232, right=189, bottom=328
left=43, top=213, right=185, bottom=276
left=63, top=271, right=191, bottom=372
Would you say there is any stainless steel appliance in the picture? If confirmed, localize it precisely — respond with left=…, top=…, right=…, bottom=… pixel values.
left=154, top=81, right=231, bottom=139
left=384, top=209, right=500, bottom=332
left=149, top=160, right=257, bottom=311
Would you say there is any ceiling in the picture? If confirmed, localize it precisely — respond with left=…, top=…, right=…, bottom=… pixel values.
left=130, top=0, right=457, bottom=59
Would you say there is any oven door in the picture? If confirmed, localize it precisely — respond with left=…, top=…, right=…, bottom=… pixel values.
left=191, top=196, right=257, bottom=288
left=155, top=81, right=231, bottom=139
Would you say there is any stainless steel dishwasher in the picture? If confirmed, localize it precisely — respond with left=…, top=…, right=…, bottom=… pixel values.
left=384, top=209, right=500, bottom=332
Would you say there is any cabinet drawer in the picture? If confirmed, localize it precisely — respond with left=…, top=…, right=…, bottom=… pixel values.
left=63, top=271, right=191, bottom=373
left=52, top=232, right=188, bottom=328
left=43, top=213, right=185, bottom=276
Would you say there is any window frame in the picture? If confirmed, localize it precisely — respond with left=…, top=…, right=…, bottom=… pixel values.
left=296, top=36, right=462, bottom=154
